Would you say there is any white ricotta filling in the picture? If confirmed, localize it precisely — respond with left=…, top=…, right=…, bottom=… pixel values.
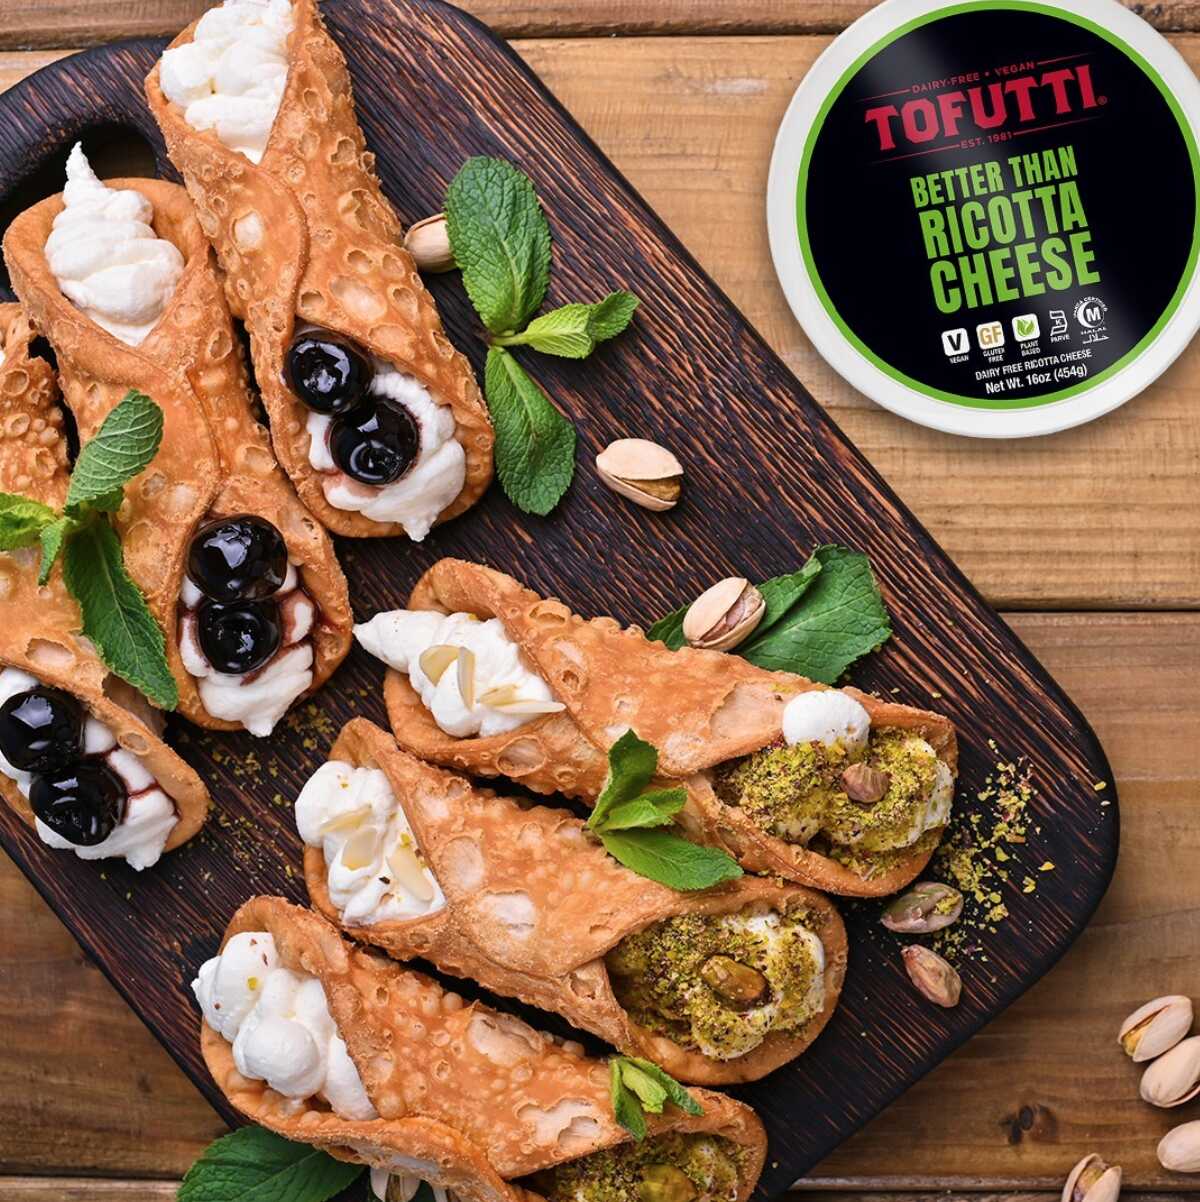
left=193, top=929, right=377, bottom=1119
left=44, top=145, right=184, bottom=347
left=295, top=759, right=445, bottom=926
left=159, top=0, right=295, bottom=164
left=354, top=609, right=563, bottom=738
left=0, top=667, right=176, bottom=870
left=781, top=691, right=871, bottom=758
left=306, top=366, right=466, bottom=541
left=178, top=561, right=314, bottom=738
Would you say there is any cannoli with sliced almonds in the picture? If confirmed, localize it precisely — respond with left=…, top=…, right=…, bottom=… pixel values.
left=197, top=895, right=767, bottom=1202
left=297, top=718, right=845, bottom=1085
left=3, top=152, right=351, bottom=736
left=0, top=304, right=208, bottom=869
left=145, top=0, right=493, bottom=540
left=357, top=558, right=957, bottom=898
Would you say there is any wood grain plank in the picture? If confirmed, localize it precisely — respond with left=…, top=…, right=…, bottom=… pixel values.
left=4, top=35, right=1199, bottom=610
left=0, top=1182, right=179, bottom=1201
left=2, top=0, right=1200, bottom=46
left=0, top=614, right=1185, bottom=1186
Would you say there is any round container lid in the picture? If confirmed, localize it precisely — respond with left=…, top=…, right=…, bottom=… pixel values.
left=767, top=0, right=1200, bottom=437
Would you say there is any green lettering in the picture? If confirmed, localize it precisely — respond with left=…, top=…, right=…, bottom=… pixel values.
left=1071, top=230, right=1100, bottom=285
left=931, top=261, right=962, bottom=313
left=919, top=209, right=950, bottom=259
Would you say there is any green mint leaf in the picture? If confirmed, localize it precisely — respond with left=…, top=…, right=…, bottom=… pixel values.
left=610, top=1058, right=647, bottom=1142
left=498, top=292, right=640, bottom=359
left=618, top=1061, right=668, bottom=1114
left=445, top=157, right=551, bottom=335
left=0, top=493, right=57, bottom=551
left=586, top=291, right=640, bottom=342
left=620, top=1058, right=703, bottom=1117
left=483, top=346, right=575, bottom=516
left=599, top=787, right=687, bottom=832
left=588, top=729, right=660, bottom=830
left=63, top=518, right=178, bottom=710
left=740, top=545, right=891, bottom=683
left=38, top=515, right=78, bottom=585
left=599, top=828, right=743, bottom=891
left=178, top=1126, right=364, bottom=1202
left=65, top=389, right=163, bottom=515
left=645, top=605, right=687, bottom=650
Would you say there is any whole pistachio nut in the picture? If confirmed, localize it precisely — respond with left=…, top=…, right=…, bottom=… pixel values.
left=595, top=439, right=683, bottom=511
left=639, top=1164, right=698, bottom=1202
left=1140, top=1035, right=1200, bottom=1107
left=1119, top=995, right=1193, bottom=1062
left=841, top=762, right=891, bottom=806
left=882, top=882, right=964, bottom=934
left=700, top=954, right=769, bottom=1011
left=682, top=578, right=765, bottom=652
left=1062, top=1154, right=1122, bottom=1202
left=1159, top=1121, right=1200, bottom=1173
left=404, top=213, right=456, bottom=273
left=901, top=945, right=961, bottom=1008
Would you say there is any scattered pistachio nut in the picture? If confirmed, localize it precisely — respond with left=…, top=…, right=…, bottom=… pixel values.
left=682, top=578, right=765, bottom=652
left=841, top=762, right=891, bottom=805
left=1140, top=1035, right=1200, bottom=1107
left=1159, top=1121, right=1200, bottom=1173
left=595, top=438, right=683, bottom=511
left=700, top=954, right=769, bottom=1011
left=881, top=882, right=964, bottom=934
left=901, top=945, right=961, bottom=1008
left=404, top=213, right=455, bottom=273
left=1119, top=995, right=1193, bottom=1062
left=1062, top=1154, right=1122, bottom=1202
left=639, top=1164, right=698, bottom=1202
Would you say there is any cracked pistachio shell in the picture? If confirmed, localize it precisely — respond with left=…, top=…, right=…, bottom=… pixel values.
left=882, top=882, right=964, bottom=934
left=682, top=577, right=765, bottom=651
left=1062, top=1155, right=1121, bottom=1202
left=1159, top=1121, right=1200, bottom=1173
left=595, top=438, right=683, bottom=511
left=1119, top=995, right=1193, bottom=1062
left=1140, top=1035, right=1200, bottom=1107
left=404, top=213, right=455, bottom=273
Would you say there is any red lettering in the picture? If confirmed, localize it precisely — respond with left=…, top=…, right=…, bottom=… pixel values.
left=902, top=98, right=939, bottom=143
left=937, top=91, right=968, bottom=136
left=864, top=104, right=900, bottom=151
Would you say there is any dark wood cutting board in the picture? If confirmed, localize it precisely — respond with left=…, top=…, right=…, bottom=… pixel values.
left=0, top=5, right=1117, bottom=1196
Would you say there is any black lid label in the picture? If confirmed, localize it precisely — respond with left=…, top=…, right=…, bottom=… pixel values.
left=797, top=1, right=1200, bottom=409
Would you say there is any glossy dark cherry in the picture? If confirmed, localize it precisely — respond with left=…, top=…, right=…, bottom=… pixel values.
left=0, top=687, right=84, bottom=773
left=30, top=760, right=125, bottom=846
left=197, top=600, right=282, bottom=675
left=188, top=515, right=288, bottom=603
left=285, top=329, right=373, bottom=415
left=330, top=400, right=419, bottom=486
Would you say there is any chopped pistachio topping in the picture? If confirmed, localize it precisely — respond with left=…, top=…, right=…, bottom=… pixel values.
left=606, top=903, right=824, bottom=1060
left=530, top=1133, right=743, bottom=1202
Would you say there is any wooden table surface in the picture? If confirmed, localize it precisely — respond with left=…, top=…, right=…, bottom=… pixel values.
left=1, top=1, right=1198, bottom=1198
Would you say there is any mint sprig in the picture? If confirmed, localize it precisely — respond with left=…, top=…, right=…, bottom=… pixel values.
left=648, top=545, right=892, bottom=684
left=587, top=731, right=742, bottom=891
left=443, top=156, right=640, bottom=516
left=0, top=389, right=178, bottom=709
left=610, top=1056, right=703, bottom=1142
left=179, top=1126, right=364, bottom=1202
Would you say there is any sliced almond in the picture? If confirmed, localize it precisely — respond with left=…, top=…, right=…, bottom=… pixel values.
left=456, top=646, right=477, bottom=709
left=388, top=842, right=437, bottom=902
left=341, top=827, right=379, bottom=872
left=318, top=805, right=373, bottom=835
left=479, top=683, right=523, bottom=708
left=490, top=698, right=567, bottom=715
left=419, top=644, right=460, bottom=685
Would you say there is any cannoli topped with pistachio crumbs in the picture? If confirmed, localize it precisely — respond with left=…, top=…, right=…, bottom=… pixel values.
left=3, top=154, right=352, bottom=737
left=145, top=0, right=494, bottom=541
left=0, top=304, right=209, bottom=869
left=356, top=559, right=957, bottom=898
left=196, top=896, right=767, bottom=1202
left=295, top=719, right=846, bottom=1085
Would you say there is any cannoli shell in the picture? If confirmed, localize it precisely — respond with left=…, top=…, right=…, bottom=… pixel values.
left=144, top=0, right=494, bottom=538
left=202, top=897, right=767, bottom=1200
left=0, top=307, right=208, bottom=850
left=305, top=719, right=846, bottom=1084
left=383, top=559, right=957, bottom=898
left=3, top=179, right=352, bottom=729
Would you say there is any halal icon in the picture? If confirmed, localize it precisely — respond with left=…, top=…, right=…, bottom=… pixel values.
left=1075, top=297, right=1109, bottom=331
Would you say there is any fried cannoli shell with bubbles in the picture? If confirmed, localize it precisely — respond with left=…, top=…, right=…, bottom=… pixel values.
left=382, top=559, right=957, bottom=898
left=203, top=897, right=767, bottom=1202
left=144, top=0, right=493, bottom=538
left=3, top=179, right=352, bottom=729
left=304, top=719, right=846, bottom=1085
left=0, top=306, right=209, bottom=848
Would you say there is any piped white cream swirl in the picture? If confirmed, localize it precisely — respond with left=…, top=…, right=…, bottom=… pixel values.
left=44, top=146, right=184, bottom=346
